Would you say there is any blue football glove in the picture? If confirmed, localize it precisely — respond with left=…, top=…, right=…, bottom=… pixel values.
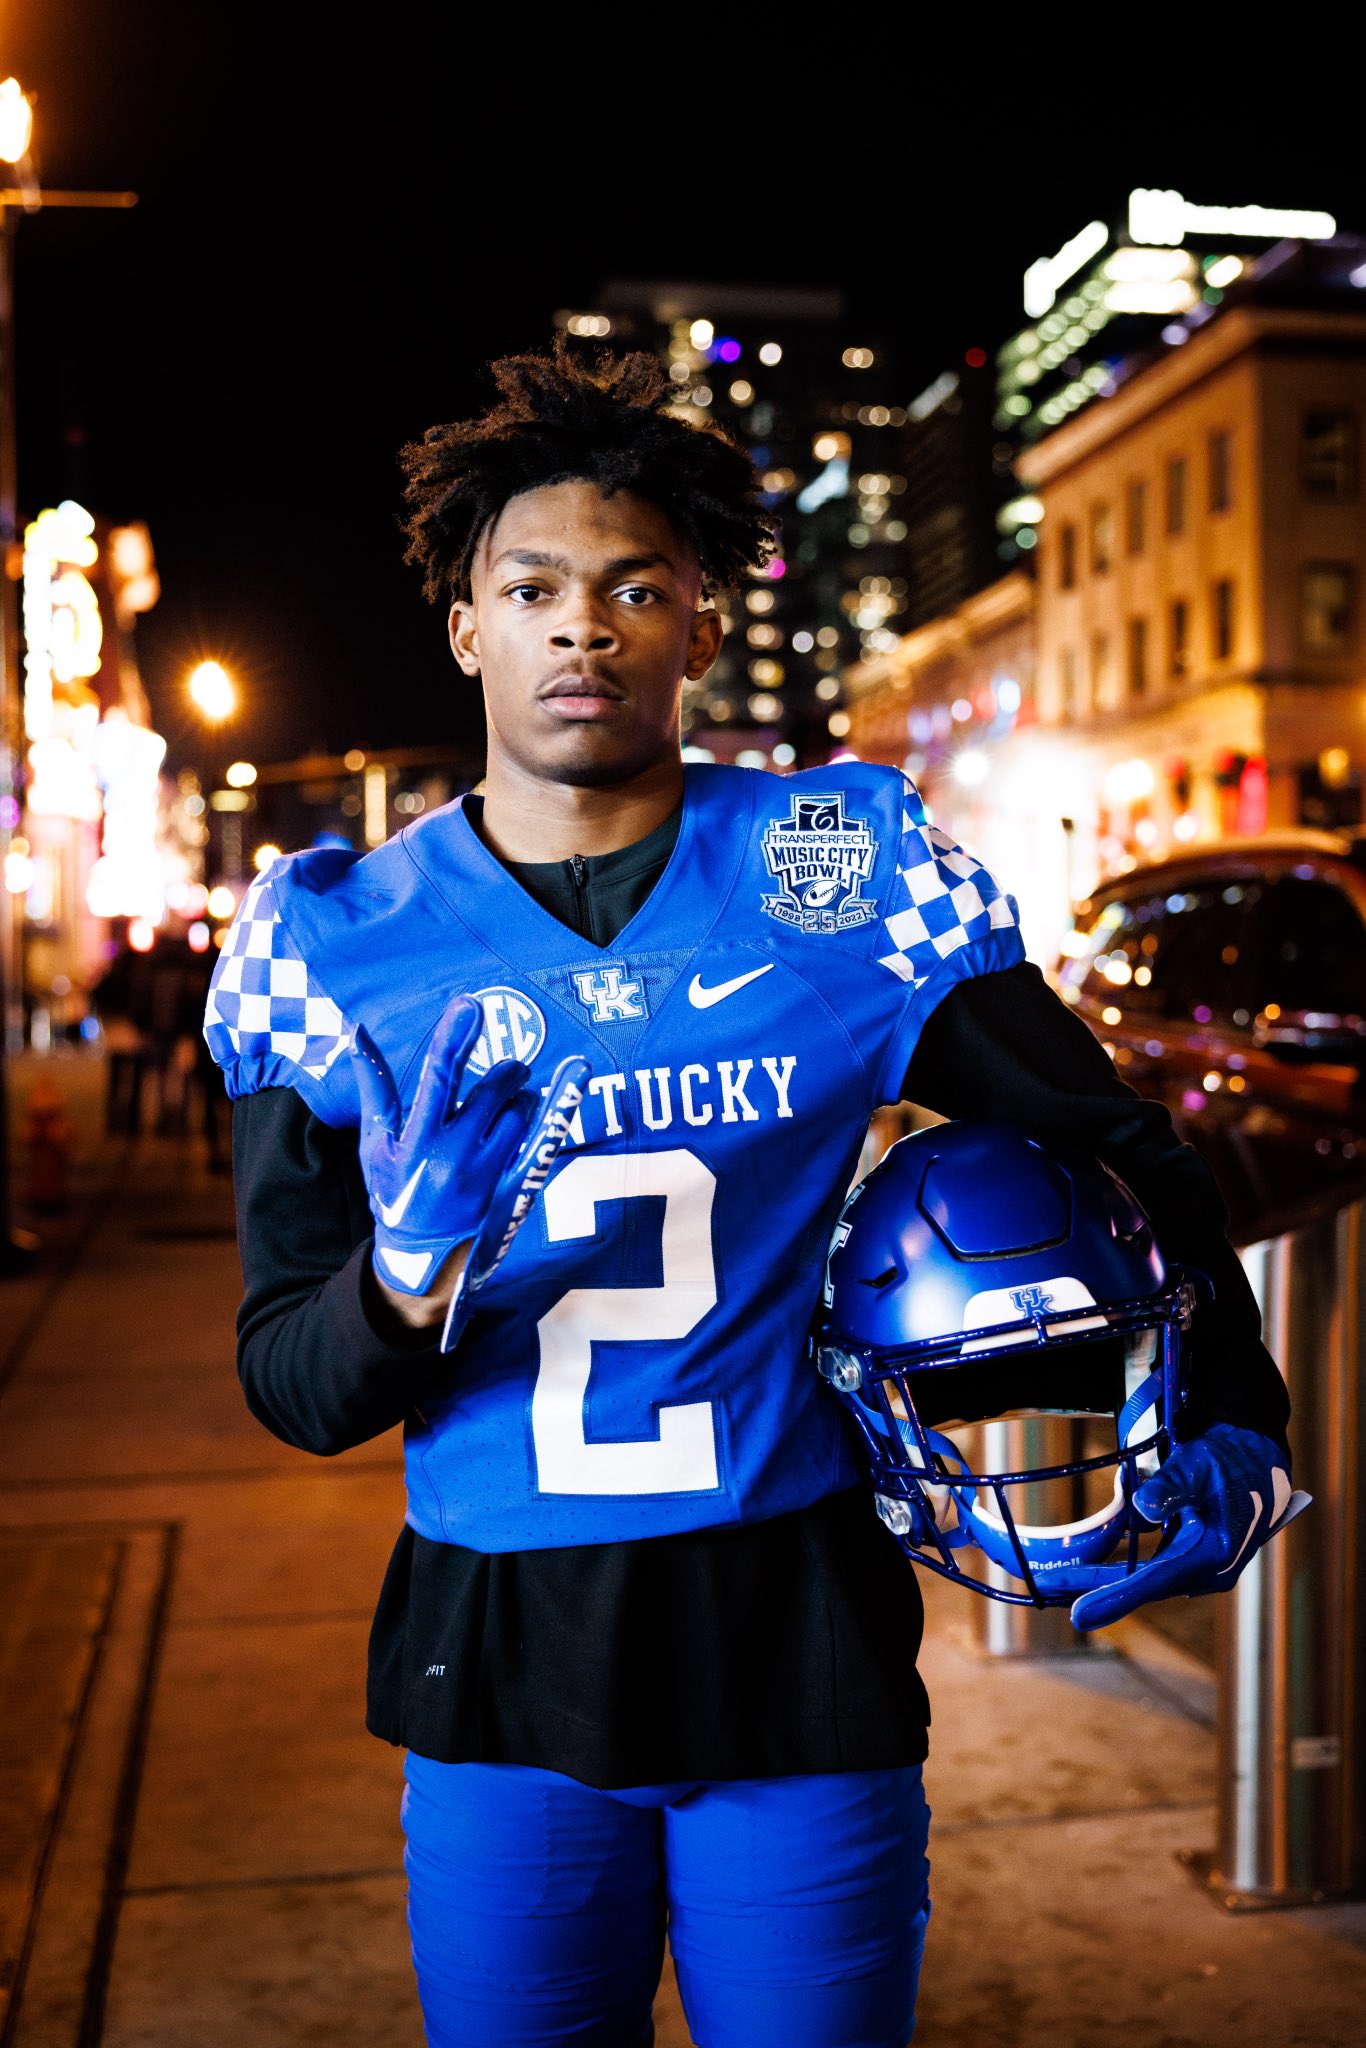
left=1069, top=1422, right=1311, bottom=1633
left=354, top=994, right=589, bottom=1333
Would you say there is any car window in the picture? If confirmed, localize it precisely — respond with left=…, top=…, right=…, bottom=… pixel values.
left=1062, top=878, right=1261, bottom=1025
left=1249, top=875, right=1366, bottom=1023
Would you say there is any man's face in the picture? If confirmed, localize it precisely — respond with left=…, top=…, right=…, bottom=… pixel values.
left=450, top=480, right=722, bottom=789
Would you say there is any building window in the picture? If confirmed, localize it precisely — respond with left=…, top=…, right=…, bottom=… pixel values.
left=1302, top=408, right=1358, bottom=501
left=1090, top=632, right=1112, bottom=708
left=1208, top=430, right=1232, bottom=513
left=1301, top=564, right=1355, bottom=653
left=1212, top=578, right=1236, bottom=661
left=1059, top=647, right=1078, bottom=721
left=1089, top=502, right=1112, bottom=575
left=1059, top=522, right=1077, bottom=590
left=1170, top=598, right=1189, bottom=677
left=1165, top=456, right=1187, bottom=535
left=1125, top=480, right=1147, bottom=555
left=1127, top=617, right=1148, bottom=695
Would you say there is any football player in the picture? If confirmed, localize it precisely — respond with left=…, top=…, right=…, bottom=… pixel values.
left=207, top=343, right=1293, bottom=2048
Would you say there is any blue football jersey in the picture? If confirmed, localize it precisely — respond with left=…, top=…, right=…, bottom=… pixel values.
left=206, top=761, right=1025, bottom=1549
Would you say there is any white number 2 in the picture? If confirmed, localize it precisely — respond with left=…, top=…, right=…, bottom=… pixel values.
left=532, top=1149, right=719, bottom=1496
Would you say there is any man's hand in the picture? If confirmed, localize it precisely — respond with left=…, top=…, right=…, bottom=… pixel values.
left=354, top=995, right=589, bottom=1341
left=1069, top=1423, right=1311, bottom=1632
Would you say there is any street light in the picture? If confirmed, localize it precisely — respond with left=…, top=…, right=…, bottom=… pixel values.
left=187, top=664, right=243, bottom=888
left=188, top=661, right=237, bottom=723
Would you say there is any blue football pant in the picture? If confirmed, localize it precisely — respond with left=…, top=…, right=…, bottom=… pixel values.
left=402, top=1754, right=931, bottom=2048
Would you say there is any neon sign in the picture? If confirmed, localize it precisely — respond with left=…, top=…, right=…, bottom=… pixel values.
left=1128, top=189, right=1336, bottom=248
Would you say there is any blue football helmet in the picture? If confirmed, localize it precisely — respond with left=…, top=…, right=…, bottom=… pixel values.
left=815, top=1121, right=1196, bottom=1606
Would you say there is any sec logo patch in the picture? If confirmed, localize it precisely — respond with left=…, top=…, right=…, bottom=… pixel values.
left=465, top=986, right=546, bottom=1074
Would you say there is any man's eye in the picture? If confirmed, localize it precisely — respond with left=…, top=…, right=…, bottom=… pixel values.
left=507, top=584, right=546, bottom=604
left=617, top=585, right=658, bottom=606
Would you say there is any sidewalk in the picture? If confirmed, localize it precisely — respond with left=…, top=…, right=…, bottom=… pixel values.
left=0, top=1055, right=1364, bottom=2047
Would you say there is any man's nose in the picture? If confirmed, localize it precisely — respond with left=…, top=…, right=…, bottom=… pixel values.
left=549, top=595, right=619, bottom=653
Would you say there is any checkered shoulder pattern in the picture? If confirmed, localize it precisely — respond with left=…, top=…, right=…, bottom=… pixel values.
left=203, top=864, right=355, bottom=1118
left=875, top=773, right=1022, bottom=989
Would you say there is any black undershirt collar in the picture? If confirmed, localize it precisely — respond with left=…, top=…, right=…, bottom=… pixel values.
left=464, top=793, right=682, bottom=950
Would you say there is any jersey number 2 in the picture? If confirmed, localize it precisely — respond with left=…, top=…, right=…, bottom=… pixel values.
left=531, top=1149, right=720, bottom=1495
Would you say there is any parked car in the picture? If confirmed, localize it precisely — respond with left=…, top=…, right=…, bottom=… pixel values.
left=1056, top=830, right=1366, bottom=1241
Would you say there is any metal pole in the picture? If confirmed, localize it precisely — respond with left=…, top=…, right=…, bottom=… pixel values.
left=1205, top=1203, right=1366, bottom=1904
left=973, top=1416, right=1099, bottom=1657
left=0, top=207, right=34, bottom=1271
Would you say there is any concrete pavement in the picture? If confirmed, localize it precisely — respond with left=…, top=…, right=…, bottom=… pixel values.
left=1, top=1050, right=1364, bottom=2047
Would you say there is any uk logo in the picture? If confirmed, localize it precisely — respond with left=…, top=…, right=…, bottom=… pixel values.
left=465, top=987, right=547, bottom=1074
left=571, top=962, right=648, bottom=1025
left=761, top=792, right=878, bottom=934
left=1009, top=1285, right=1055, bottom=1318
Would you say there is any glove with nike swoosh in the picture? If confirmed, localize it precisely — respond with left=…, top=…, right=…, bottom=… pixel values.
left=1068, top=1423, right=1312, bottom=1633
left=355, top=994, right=590, bottom=1339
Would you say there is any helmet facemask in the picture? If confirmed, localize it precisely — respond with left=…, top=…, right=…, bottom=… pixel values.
left=818, top=1284, right=1193, bottom=1605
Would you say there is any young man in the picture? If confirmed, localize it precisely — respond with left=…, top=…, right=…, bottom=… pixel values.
left=207, top=344, right=1292, bottom=2047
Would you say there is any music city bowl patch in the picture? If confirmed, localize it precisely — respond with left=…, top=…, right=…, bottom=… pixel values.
left=761, top=792, right=878, bottom=934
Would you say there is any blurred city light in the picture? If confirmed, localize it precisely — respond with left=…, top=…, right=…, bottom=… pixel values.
left=225, top=760, right=257, bottom=788
left=1204, top=254, right=1246, bottom=289
left=758, top=342, right=783, bottom=366
left=127, top=919, right=156, bottom=953
left=189, top=661, right=236, bottom=722
left=253, top=843, right=283, bottom=871
left=1104, top=758, right=1156, bottom=804
left=952, top=749, right=990, bottom=788
left=1128, top=188, right=1336, bottom=247
left=3, top=842, right=33, bottom=894
left=187, top=921, right=211, bottom=952
left=0, top=78, right=33, bottom=163
left=206, top=885, right=237, bottom=919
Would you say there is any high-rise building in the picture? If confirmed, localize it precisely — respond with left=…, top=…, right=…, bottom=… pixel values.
left=995, top=188, right=1344, bottom=555
left=898, top=350, right=1011, bottom=629
left=557, top=282, right=913, bottom=764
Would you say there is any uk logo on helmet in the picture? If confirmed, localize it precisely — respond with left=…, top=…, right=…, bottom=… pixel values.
left=464, top=987, right=547, bottom=1074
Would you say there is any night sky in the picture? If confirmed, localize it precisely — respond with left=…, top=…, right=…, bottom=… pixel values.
left=6, top=12, right=1360, bottom=774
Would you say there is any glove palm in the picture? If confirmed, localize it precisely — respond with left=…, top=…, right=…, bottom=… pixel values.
left=355, top=994, right=588, bottom=1340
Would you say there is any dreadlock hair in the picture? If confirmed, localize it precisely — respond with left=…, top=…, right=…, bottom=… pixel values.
left=399, top=339, right=778, bottom=605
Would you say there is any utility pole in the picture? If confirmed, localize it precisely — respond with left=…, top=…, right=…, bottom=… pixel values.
left=0, top=149, right=137, bottom=1272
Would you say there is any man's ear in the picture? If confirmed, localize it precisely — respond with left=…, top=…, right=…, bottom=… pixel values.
left=683, top=606, right=724, bottom=682
left=449, top=601, right=480, bottom=675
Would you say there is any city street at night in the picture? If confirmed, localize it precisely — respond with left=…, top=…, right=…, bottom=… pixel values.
left=2, top=16, right=1366, bottom=2047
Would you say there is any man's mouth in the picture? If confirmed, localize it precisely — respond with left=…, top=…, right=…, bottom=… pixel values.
left=539, top=672, right=627, bottom=721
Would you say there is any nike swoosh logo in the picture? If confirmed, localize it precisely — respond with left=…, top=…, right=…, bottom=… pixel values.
left=1219, top=1489, right=1263, bottom=1576
left=688, top=964, right=774, bottom=1009
left=378, top=1160, right=427, bottom=1229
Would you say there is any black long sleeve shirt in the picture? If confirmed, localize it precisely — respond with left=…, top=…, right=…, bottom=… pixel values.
left=230, top=803, right=1289, bottom=1787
